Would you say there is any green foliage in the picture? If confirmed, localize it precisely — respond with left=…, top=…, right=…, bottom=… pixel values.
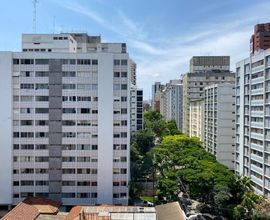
left=151, top=135, right=236, bottom=209
left=233, top=192, right=263, bottom=219
left=131, top=129, right=155, bottom=155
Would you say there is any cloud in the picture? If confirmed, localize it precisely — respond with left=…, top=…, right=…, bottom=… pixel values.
left=56, top=0, right=270, bottom=99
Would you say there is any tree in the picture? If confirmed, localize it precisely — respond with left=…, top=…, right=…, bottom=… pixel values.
left=131, top=129, right=155, bottom=155
left=233, top=192, right=263, bottom=219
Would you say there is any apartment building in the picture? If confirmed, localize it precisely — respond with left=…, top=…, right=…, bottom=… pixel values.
left=0, top=33, right=135, bottom=207
left=250, top=23, right=270, bottom=54
left=182, top=57, right=235, bottom=135
left=236, top=48, right=270, bottom=197
left=160, top=80, right=183, bottom=130
left=152, top=82, right=164, bottom=111
left=189, top=99, right=204, bottom=139
left=204, top=83, right=235, bottom=169
left=130, top=87, right=143, bottom=132
left=189, top=56, right=230, bottom=72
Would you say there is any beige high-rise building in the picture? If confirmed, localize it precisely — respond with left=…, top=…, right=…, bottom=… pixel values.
left=189, top=99, right=204, bottom=140
left=182, top=56, right=235, bottom=135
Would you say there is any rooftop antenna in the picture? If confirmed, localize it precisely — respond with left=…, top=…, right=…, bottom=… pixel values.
left=33, top=0, right=39, bottom=33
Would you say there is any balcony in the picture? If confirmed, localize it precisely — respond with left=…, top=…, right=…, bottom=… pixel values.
left=251, top=76, right=264, bottom=84
left=251, top=88, right=264, bottom=95
left=250, top=142, right=264, bottom=152
left=251, top=164, right=263, bottom=175
left=251, top=121, right=264, bottom=128
left=250, top=99, right=264, bottom=106
left=250, top=111, right=264, bottom=117
left=250, top=132, right=264, bottom=140
left=252, top=66, right=264, bottom=74
left=251, top=153, right=264, bottom=163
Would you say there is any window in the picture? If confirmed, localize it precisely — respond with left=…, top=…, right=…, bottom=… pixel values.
left=80, top=108, right=90, bottom=114
left=92, top=109, right=98, bottom=114
left=63, top=181, right=76, bottom=186
left=121, top=84, right=127, bottom=90
left=21, top=120, right=33, bottom=126
left=35, top=120, right=48, bottom=126
left=35, top=157, right=49, bottom=162
left=21, top=132, right=34, bottom=138
left=62, top=157, right=76, bottom=162
left=13, top=59, right=19, bottom=65
left=35, top=59, right=49, bottom=65
left=20, top=59, right=34, bottom=65
left=35, top=71, right=49, bottom=77
left=36, top=145, right=48, bottom=150
left=35, top=168, right=48, bottom=173
left=62, top=145, right=76, bottom=150
left=35, top=96, right=49, bottom=102
left=92, top=145, right=98, bottom=150
left=121, top=60, right=128, bottom=65
left=36, top=132, right=48, bottom=138
left=121, top=120, right=127, bottom=126
left=35, top=84, right=49, bottom=90
left=63, top=84, right=76, bottom=90
left=121, top=132, right=127, bottom=138
left=63, top=108, right=76, bottom=114
left=114, top=84, right=120, bottom=90
left=62, top=120, right=76, bottom=126
left=121, top=108, right=127, bottom=114
left=77, top=144, right=91, bottom=150
left=20, top=84, right=34, bottom=89
left=62, top=71, right=76, bottom=77
left=35, top=108, right=49, bottom=114
left=63, top=132, right=76, bottom=138
left=114, top=72, right=120, bottom=77
left=21, top=96, right=33, bottom=102
left=121, top=96, right=127, bottom=102
left=92, top=59, right=98, bottom=65
left=21, top=168, right=34, bottom=174
left=121, top=72, right=127, bottom=77
left=77, top=59, right=91, bottom=65
left=114, top=59, right=120, bottom=65
left=21, top=144, right=34, bottom=150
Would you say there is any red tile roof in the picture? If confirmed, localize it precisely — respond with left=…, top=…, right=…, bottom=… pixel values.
left=1, top=197, right=61, bottom=220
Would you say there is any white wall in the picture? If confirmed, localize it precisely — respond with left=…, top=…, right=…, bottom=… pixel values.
left=0, top=52, right=12, bottom=204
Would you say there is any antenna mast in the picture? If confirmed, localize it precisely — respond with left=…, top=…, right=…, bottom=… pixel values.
left=33, top=0, right=39, bottom=33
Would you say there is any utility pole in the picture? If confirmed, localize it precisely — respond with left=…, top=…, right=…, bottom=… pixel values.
left=33, top=0, right=39, bottom=33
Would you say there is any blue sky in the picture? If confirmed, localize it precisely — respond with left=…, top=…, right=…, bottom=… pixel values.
left=0, top=0, right=270, bottom=99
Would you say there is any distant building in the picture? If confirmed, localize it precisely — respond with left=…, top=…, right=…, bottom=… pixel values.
left=160, top=80, right=183, bottom=130
left=250, top=23, right=270, bottom=54
left=182, top=57, right=235, bottom=135
left=204, top=83, right=235, bottom=169
left=131, top=87, right=143, bottom=132
left=189, top=56, right=230, bottom=72
left=189, top=99, right=204, bottom=140
left=152, top=82, right=164, bottom=111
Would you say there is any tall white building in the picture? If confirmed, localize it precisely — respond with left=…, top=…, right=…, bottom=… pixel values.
left=236, top=49, right=270, bottom=197
left=204, top=83, right=235, bottom=170
left=0, top=33, right=135, bottom=207
left=160, top=80, right=183, bottom=130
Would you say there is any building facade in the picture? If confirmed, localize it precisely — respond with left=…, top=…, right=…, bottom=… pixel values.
left=236, top=48, right=270, bottom=197
left=160, top=80, right=183, bottom=131
left=130, top=87, right=143, bottom=132
left=0, top=33, right=135, bottom=206
left=204, top=83, right=235, bottom=169
left=189, top=56, right=230, bottom=72
left=250, top=23, right=270, bottom=54
left=189, top=99, right=204, bottom=139
left=182, top=66, right=235, bottom=135
left=152, top=82, right=164, bottom=111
